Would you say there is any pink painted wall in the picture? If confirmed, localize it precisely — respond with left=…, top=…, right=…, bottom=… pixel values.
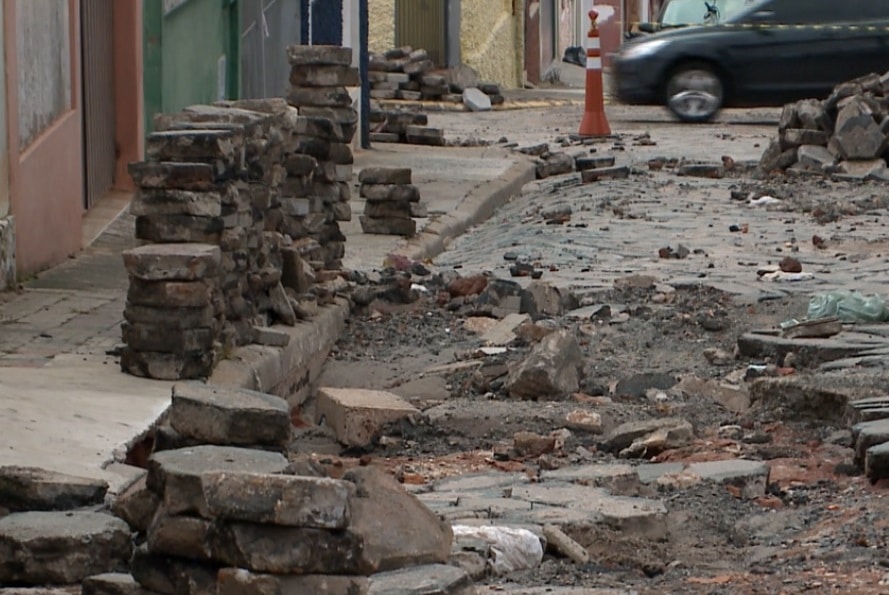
left=4, top=0, right=84, bottom=275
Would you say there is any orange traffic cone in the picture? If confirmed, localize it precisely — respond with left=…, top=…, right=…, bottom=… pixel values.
left=578, top=9, right=611, bottom=137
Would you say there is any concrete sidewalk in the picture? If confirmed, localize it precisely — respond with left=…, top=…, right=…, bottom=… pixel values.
left=0, top=143, right=533, bottom=492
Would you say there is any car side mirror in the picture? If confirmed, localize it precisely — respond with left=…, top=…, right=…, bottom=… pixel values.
left=638, top=22, right=656, bottom=33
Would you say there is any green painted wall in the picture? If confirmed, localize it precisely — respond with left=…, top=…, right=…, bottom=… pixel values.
left=144, top=0, right=240, bottom=135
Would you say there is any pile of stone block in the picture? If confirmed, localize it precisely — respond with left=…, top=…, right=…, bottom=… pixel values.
left=359, top=167, right=424, bottom=236
left=759, top=70, right=889, bottom=180
left=121, top=46, right=358, bottom=381
left=114, top=382, right=463, bottom=594
left=369, top=46, right=504, bottom=106
left=369, top=106, right=446, bottom=146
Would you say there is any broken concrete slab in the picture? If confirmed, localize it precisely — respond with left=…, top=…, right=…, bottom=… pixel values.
left=217, top=568, right=370, bottom=595
left=0, top=466, right=108, bottom=512
left=541, top=464, right=637, bottom=488
left=536, top=153, right=574, bottom=179
left=345, top=467, right=453, bottom=573
left=796, top=144, right=835, bottom=170
left=603, top=417, right=693, bottom=454
left=169, top=382, right=292, bottom=448
left=737, top=331, right=881, bottom=365
left=0, top=511, right=131, bottom=585
left=122, top=243, right=221, bottom=282
left=314, top=387, right=420, bottom=448
left=520, top=282, right=578, bottom=319
left=846, top=396, right=889, bottom=424
left=200, top=471, right=355, bottom=528
left=580, top=165, right=630, bottom=183
left=505, top=330, right=583, bottom=400
left=614, top=372, right=677, bottom=399
left=146, top=446, right=289, bottom=516
left=463, top=88, right=492, bottom=112
left=618, top=420, right=694, bottom=459
left=749, top=376, right=858, bottom=422
left=687, top=459, right=770, bottom=499
left=480, top=313, right=530, bottom=346
left=368, top=564, right=474, bottom=595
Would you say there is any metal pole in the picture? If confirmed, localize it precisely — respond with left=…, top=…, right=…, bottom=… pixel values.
left=360, top=0, right=370, bottom=149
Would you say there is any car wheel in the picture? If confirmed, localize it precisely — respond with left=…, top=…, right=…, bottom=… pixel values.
left=665, top=62, right=724, bottom=123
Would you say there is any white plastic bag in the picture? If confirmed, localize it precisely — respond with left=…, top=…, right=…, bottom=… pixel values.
left=452, top=524, right=544, bottom=575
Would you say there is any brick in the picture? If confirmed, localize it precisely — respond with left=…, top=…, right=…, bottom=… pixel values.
left=122, top=244, right=221, bottom=282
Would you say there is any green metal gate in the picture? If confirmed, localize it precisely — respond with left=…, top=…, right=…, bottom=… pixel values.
left=395, top=0, right=447, bottom=66
left=143, top=0, right=240, bottom=134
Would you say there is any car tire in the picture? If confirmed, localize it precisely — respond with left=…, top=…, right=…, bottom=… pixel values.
left=664, top=62, right=724, bottom=123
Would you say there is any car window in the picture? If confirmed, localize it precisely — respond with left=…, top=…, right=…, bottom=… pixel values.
left=733, top=0, right=889, bottom=24
left=660, top=0, right=761, bottom=25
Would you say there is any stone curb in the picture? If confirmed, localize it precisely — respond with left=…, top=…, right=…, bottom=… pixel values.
left=397, top=156, right=537, bottom=262
left=202, top=154, right=534, bottom=408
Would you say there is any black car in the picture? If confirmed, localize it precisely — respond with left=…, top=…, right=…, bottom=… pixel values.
left=613, top=0, right=889, bottom=122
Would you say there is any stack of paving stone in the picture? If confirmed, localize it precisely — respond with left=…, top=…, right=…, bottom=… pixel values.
left=124, top=103, right=295, bottom=379
left=359, top=167, right=424, bottom=237
left=285, top=44, right=358, bottom=270
left=120, top=243, right=223, bottom=380
left=103, top=382, right=464, bottom=595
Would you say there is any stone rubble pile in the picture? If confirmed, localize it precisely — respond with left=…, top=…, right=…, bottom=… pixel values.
left=369, top=106, right=446, bottom=146
left=121, top=45, right=357, bottom=381
left=759, top=70, right=889, bottom=180
left=359, top=167, right=425, bottom=237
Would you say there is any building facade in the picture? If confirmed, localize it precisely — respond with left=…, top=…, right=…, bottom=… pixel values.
left=0, top=0, right=143, bottom=281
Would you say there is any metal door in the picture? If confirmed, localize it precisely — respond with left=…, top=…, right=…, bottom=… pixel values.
left=301, top=0, right=343, bottom=45
left=395, top=0, right=447, bottom=66
left=81, top=0, right=116, bottom=209
left=242, top=0, right=302, bottom=100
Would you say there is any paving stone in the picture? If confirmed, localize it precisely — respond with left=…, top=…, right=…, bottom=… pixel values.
left=358, top=168, right=412, bottom=185
left=315, top=387, right=420, bottom=448
left=110, top=474, right=160, bottom=534
left=209, top=522, right=364, bottom=574
left=146, top=129, right=244, bottom=171
left=749, top=376, right=857, bottom=422
left=360, top=184, right=421, bottom=202
left=199, top=471, right=354, bottom=528
left=122, top=244, right=222, bottom=282
left=0, top=466, right=108, bottom=512
left=126, top=279, right=212, bottom=309
left=846, top=396, right=889, bottom=424
left=128, top=162, right=217, bottom=191
left=217, top=568, right=369, bottom=595
left=287, top=45, right=353, bottom=66
left=146, top=446, right=289, bottom=517
left=614, top=372, right=677, bottom=399
left=121, top=323, right=216, bottom=354
left=635, top=462, right=686, bottom=484
left=169, top=382, right=291, bottom=448
left=852, top=418, right=889, bottom=465
left=574, top=155, right=616, bottom=170
left=405, top=126, right=446, bottom=146
left=580, top=165, right=630, bottom=182
left=0, top=511, right=131, bottom=585
left=363, top=200, right=414, bottom=219
left=290, top=64, right=360, bottom=87
left=737, top=332, right=878, bottom=365
left=120, top=349, right=216, bottom=382
left=687, top=459, right=770, bottom=499
left=81, top=573, right=155, bottom=595
left=781, top=128, right=829, bottom=149
left=536, top=153, right=574, bottom=179
left=346, top=467, right=453, bottom=573
left=146, top=510, right=214, bottom=561
left=432, top=473, right=530, bottom=493
left=368, top=564, right=474, bottom=595
left=131, top=189, right=223, bottom=218
left=505, top=330, right=583, bottom=400
left=130, top=545, right=219, bottom=595
left=832, top=97, right=888, bottom=160
left=796, top=144, right=835, bottom=170
left=865, top=441, right=889, bottom=481
left=677, top=162, right=725, bottom=178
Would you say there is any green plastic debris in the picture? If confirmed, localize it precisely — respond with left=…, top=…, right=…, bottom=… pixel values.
left=806, top=290, right=889, bottom=323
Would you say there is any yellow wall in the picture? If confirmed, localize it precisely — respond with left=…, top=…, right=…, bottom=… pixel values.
left=367, top=0, right=524, bottom=88
left=369, top=0, right=395, bottom=54
left=461, top=0, right=522, bottom=88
